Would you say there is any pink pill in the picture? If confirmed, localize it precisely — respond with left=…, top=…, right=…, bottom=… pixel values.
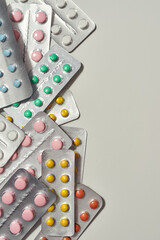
left=31, top=51, right=43, bottom=62
left=10, top=220, right=21, bottom=234
left=22, top=135, right=32, bottom=147
left=13, top=29, right=20, bottom=41
left=26, top=167, right=35, bottom=176
left=0, top=237, right=7, bottom=240
left=2, top=191, right=15, bottom=205
left=14, top=177, right=27, bottom=190
left=0, top=207, right=3, bottom=217
left=22, top=208, right=35, bottom=221
left=36, top=11, right=47, bottom=23
left=33, top=30, right=44, bottom=42
left=10, top=152, right=18, bottom=161
left=33, top=120, right=46, bottom=133
left=51, top=138, right=63, bottom=150
left=37, top=152, right=42, bottom=163
left=11, top=10, right=23, bottom=22
left=34, top=193, right=47, bottom=207
left=0, top=167, right=4, bottom=174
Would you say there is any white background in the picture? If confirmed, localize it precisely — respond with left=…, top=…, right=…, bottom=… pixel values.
left=31, top=0, right=160, bottom=239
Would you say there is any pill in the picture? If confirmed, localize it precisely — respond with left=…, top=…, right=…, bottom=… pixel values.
left=34, top=98, right=43, bottom=107
left=73, top=138, right=81, bottom=146
left=63, top=237, right=71, bottom=240
left=46, top=159, right=55, bottom=168
left=33, top=120, right=46, bottom=133
left=37, top=152, right=42, bottom=163
left=62, top=35, right=72, bottom=46
left=48, top=204, right=55, bottom=212
left=75, top=152, right=79, bottom=160
left=14, top=176, right=27, bottom=190
left=34, top=193, right=47, bottom=207
left=43, top=86, right=52, bottom=94
left=22, top=135, right=32, bottom=147
left=7, top=130, right=18, bottom=141
left=36, top=11, right=47, bottom=24
left=11, top=10, right=23, bottom=22
left=56, top=96, right=63, bottom=104
left=50, top=53, right=58, bottom=62
left=0, top=85, right=8, bottom=93
left=0, top=207, right=3, bottom=217
left=31, top=51, right=43, bottom=62
left=76, top=189, right=85, bottom=199
left=46, top=104, right=51, bottom=110
left=40, top=238, right=47, bottom=240
left=0, top=121, right=6, bottom=132
left=49, top=114, right=56, bottom=121
left=0, top=71, right=3, bottom=77
left=0, top=150, right=3, bottom=160
left=60, top=189, right=69, bottom=197
left=24, top=110, right=32, bottom=118
left=61, top=109, right=69, bottom=117
left=33, top=30, right=44, bottom=42
left=40, top=65, right=48, bottom=73
left=60, top=204, right=69, bottom=212
left=12, top=102, right=20, bottom=107
left=0, top=34, right=6, bottom=42
left=10, top=220, right=21, bottom=234
left=75, top=223, right=80, bottom=233
left=90, top=199, right=99, bottom=209
left=51, top=138, right=63, bottom=150
left=0, top=237, right=7, bottom=240
left=22, top=207, right=35, bottom=221
left=2, top=191, right=15, bottom=205
left=0, top=167, right=5, bottom=174
left=53, top=75, right=61, bottom=83
left=57, top=0, right=66, bottom=8
left=60, top=174, right=69, bottom=183
left=46, top=174, right=55, bottom=183
left=10, top=151, right=18, bottom=161
left=67, top=8, right=77, bottom=19
left=46, top=218, right=54, bottom=226
left=8, top=64, right=16, bottom=72
left=26, top=167, right=35, bottom=176
left=80, top=211, right=89, bottom=221
left=3, top=49, right=12, bottom=57
left=60, top=218, right=69, bottom=227
left=60, top=160, right=69, bottom=168
left=51, top=24, right=61, bottom=35
left=63, top=64, right=71, bottom=72
left=13, top=79, right=21, bottom=88
left=5, top=116, right=13, bottom=122
left=31, top=75, right=39, bottom=84
left=13, top=29, right=20, bottom=40
left=78, top=19, right=89, bottom=30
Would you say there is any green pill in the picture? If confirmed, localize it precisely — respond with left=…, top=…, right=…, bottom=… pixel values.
left=63, top=64, right=71, bottom=72
left=31, top=76, right=39, bottom=84
left=12, top=102, right=20, bottom=107
left=50, top=54, right=58, bottom=62
left=43, top=86, right=51, bottom=94
left=34, top=99, right=42, bottom=107
left=53, top=75, right=61, bottom=83
left=24, top=110, right=32, bottom=118
left=40, top=65, right=48, bottom=73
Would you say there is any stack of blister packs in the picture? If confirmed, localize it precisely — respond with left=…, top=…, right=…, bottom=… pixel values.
left=0, top=1, right=104, bottom=240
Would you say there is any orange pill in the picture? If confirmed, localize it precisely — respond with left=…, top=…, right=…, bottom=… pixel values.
left=75, top=223, right=80, bottom=233
left=80, top=212, right=89, bottom=221
left=90, top=199, right=99, bottom=209
left=76, top=189, right=85, bottom=199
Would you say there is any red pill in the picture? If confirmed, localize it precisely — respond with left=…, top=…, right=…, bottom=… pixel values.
left=75, top=223, right=80, bottom=233
left=80, top=212, right=89, bottom=221
left=90, top=199, right=99, bottom=209
left=76, top=189, right=85, bottom=199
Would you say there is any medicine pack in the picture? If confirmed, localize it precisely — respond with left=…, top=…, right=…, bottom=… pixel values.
left=62, top=126, right=87, bottom=183
left=35, top=183, right=103, bottom=240
left=0, top=168, right=56, bottom=240
left=4, top=44, right=81, bottom=127
left=0, top=0, right=33, bottom=108
left=0, top=114, right=24, bottom=168
left=46, top=89, right=80, bottom=125
left=41, top=149, right=75, bottom=237
left=0, top=112, right=72, bottom=189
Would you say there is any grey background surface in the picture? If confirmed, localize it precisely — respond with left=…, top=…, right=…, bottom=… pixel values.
left=30, top=0, right=160, bottom=239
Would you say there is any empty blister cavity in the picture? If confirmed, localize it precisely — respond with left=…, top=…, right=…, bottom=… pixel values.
left=0, top=112, right=72, bottom=189
left=4, top=44, right=81, bottom=127
left=0, top=1, right=33, bottom=108
left=0, top=168, right=56, bottom=240
left=0, top=114, right=24, bottom=167
left=41, top=150, right=75, bottom=237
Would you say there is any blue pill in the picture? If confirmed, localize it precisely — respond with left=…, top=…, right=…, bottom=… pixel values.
left=0, top=85, right=8, bottom=93
left=0, top=34, right=6, bottom=42
left=8, top=65, right=16, bottom=73
left=3, top=49, right=11, bottom=57
left=0, top=71, right=3, bottom=78
left=13, top=80, right=21, bottom=88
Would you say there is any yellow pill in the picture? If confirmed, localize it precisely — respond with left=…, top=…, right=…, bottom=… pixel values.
left=46, top=103, right=51, bottom=110
left=60, top=204, right=69, bottom=212
left=61, top=175, right=69, bottom=183
left=46, top=160, right=55, bottom=168
left=75, top=152, right=79, bottom=160
left=60, top=160, right=69, bottom=168
left=60, top=109, right=69, bottom=117
left=46, top=174, right=55, bottom=183
left=48, top=204, right=55, bottom=212
left=49, top=114, right=56, bottom=121
left=56, top=96, right=64, bottom=104
left=5, top=116, right=13, bottom=122
left=60, top=189, right=69, bottom=197
left=60, top=218, right=69, bottom=227
left=50, top=188, right=55, bottom=193
left=75, top=167, right=78, bottom=174
left=46, top=218, right=54, bottom=226
left=73, top=138, right=81, bottom=146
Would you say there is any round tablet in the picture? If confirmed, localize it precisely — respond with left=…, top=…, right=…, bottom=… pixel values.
left=56, top=96, right=63, bottom=104
left=0, top=207, right=3, bottom=217
left=75, top=152, right=79, bottom=160
left=34, top=193, right=47, bottom=207
left=49, top=114, right=56, bottom=121
left=2, top=191, right=15, bottom=205
left=7, top=130, right=18, bottom=141
left=0, top=121, right=6, bottom=132
left=0, top=167, right=5, bottom=174
left=33, top=30, right=44, bottom=42
left=3, top=49, right=12, bottom=57
left=13, top=79, right=21, bottom=88
left=5, top=116, right=13, bottom=122
left=11, top=10, right=23, bottom=22
left=60, top=160, right=69, bottom=168
left=90, top=199, right=99, bottom=209
left=13, top=102, right=20, bottom=107
left=76, top=189, right=85, bottom=199
left=46, top=160, right=55, bottom=168
left=60, top=189, right=69, bottom=197
left=24, top=110, right=32, bottom=118
left=62, top=35, right=72, bottom=46
left=80, top=212, right=89, bottom=221
left=60, top=174, right=69, bottom=183
left=0, top=85, right=8, bottom=93
left=0, top=237, right=7, bottom=240
left=22, top=208, right=35, bottom=221
left=60, top=204, right=69, bottom=212
left=13, top=29, right=20, bottom=40
left=51, top=24, right=61, bottom=35
left=78, top=19, right=89, bottom=30
left=67, top=8, right=77, bottom=19
left=33, top=120, right=46, bottom=133
left=40, top=238, right=48, bottom=240
left=31, top=51, right=43, bottom=62
left=46, top=218, right=54, bottom=226
left=51, top=138, right=63, bottom=150
left=14, top=177, right=27, bottom=190
left=63, top=237, right=71, bottom=240
left=10, top=152, right=18, bottom=161
left=48, top=204, right=55, bottom=212
left=22, top=135, right=32, bottom=147
left=75, top=223, right=80, bottom=233
left=36, top=11, right=47, bottom=23
left=56, top=0, right=66, bottom=8
left=25, top=167, right=35, bottom=176
left=60, top=218, right=69, bottom=227
left=46, top=174, right=55, bottom=183
left=61, top=109, right=69, bottom=117
left=37, top=152, right=42, bottom=163
left=0, top=150, right=3, bottom=160
left=10, top=220, right=21, bottom=234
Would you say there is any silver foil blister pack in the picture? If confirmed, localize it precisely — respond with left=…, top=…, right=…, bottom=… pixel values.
left=41, top=149, right=75, bottom=237
left=4, top=44, right=81, bottom=127
left=0, top=0, right=33, bottom=108
left=0, top=168, right=56, bottom=240
left=0, top=112, right=72, bottom=189
left=0, top=114, right=24, bottom=168
left=62, top=126, right=87, bottom=183
left=46, top=89, right=80, bottom=125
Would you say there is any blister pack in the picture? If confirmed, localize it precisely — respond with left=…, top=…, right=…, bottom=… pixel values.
left=0, top=168, right=56, bottom=240
left=62, top=126, right=87, bottom=183
left=0, top=112, right=72, bottom=189
left=43, top=0, right=96, bottom=52
left=4, top=44, right=81, bottom=127
left=35, top=183, right=103, bottom=240
left=46, top=89, right=80, bottom=125
left=41, top=149, right=75, bottom=237
left=0, top=0, right=33, bottom=108
left=6, top=0, right=43, bottom=5
left=0, top=114, right=24, bottom=168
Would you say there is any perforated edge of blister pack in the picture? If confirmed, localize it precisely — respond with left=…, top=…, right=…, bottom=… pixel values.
left=0, top=0, right=33, bottom=108
left=0, top=114, right=24, bottom=167
left=0, top=168, right=56, bottom=240
left=4, top=44, right=81, bottom=127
